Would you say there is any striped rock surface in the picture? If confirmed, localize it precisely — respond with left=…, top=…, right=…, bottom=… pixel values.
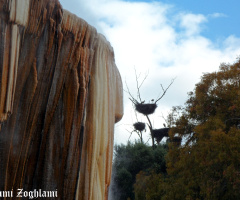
left=0, top=0, right=123, bottom=199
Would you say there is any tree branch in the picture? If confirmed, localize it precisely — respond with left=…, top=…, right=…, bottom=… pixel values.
left=155, top=78, right=176, bottom=104
left=134, top=67, right=142, bottom=102
left=124, top=79, right=139, bottom=104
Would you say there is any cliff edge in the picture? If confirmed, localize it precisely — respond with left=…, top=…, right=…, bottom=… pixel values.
left=0, top=0, right=123, bottom=199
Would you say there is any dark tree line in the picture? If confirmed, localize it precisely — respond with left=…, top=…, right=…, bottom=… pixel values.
left=109, top=142, right=168, bottom=200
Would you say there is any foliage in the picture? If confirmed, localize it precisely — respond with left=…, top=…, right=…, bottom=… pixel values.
left=111, top=141, right=168, bottom=200
left=134, top=171, right=167, bottom=200
left=164, top=127, right=240, bottom=200
left=134, top=58, right=240, bottom=200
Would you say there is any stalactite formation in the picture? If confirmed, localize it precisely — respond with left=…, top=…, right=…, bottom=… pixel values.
left=0, top=0, right=123, bottom=199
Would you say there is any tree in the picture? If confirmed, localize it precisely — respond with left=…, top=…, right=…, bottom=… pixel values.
left=110, top=142, right=168, bottom=200
left=134, top=58, right=240, bottom=200
left=125, top=68, right=174, bottom=148
left=166, top=59, right=240, bottom=199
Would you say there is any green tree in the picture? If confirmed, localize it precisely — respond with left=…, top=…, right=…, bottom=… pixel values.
left=134, top=170, right=167, bottom=200
left=110, top=141, right=168, bottom=200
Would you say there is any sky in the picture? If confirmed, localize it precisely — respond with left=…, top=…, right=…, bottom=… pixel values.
left=59, top=0, right=240, bottom=144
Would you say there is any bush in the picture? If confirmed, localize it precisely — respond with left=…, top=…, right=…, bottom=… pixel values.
left=110, top=141, right=168, bottom=200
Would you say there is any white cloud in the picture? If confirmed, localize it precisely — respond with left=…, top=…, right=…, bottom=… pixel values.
left=208, top=12, right=228, bottom=18
left=178, top=13, right=207, bottom=36
left=59, top=0, right=240, bottom=144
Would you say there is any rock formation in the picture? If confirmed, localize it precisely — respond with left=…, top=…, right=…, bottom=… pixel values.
left=0, top=0, right=123, bottom=199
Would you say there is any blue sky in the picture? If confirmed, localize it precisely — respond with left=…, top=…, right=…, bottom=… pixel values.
left=124, top=0, right=240, bottom=42
left=164, top=0, right=240, bottom=39
left=60, top=0, right=240, bottom=144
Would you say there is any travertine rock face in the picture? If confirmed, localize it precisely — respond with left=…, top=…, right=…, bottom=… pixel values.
left=0, top=0, right=123, bottom=199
